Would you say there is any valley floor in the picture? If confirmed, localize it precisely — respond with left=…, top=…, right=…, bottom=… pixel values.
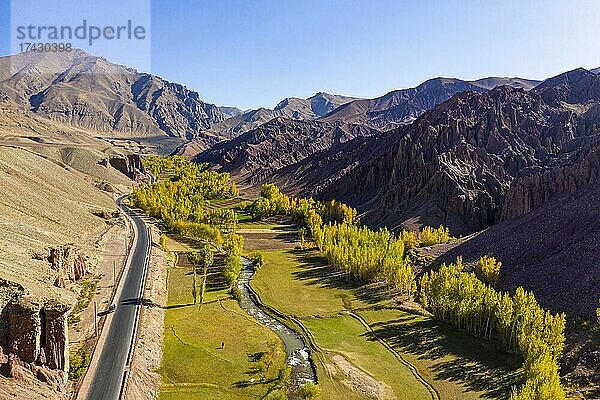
left=246, top=225, right=522, bottom=400
left=156, top=210, right=523, bottom=400
left=158, top=235, right=287, bottom=400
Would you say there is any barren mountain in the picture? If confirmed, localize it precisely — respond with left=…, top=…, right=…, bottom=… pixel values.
left=218, top=106, right=244, bottom=118
left=535, top=67, right=600, bottom=106
left=0, top=50, right=226, bottom=143
left=195, top=117, right=379, bottom=186
left=318, top=77, right=539, bottom=130
left=196, top=76, right=542, bottom=196
left=317, top=69, right=600, bottom=236
left=470, top=76, right=540, bottom=90
left=0, top=143, right=135, bottom=399
left=203, top=92, right=359, bottom=139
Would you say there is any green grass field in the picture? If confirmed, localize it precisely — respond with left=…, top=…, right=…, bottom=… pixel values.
left=158, top=240, right=287, bottom=400
left=252, top=249, right=387, bottom=316
left=244, top=229, right=522, bottom=400
left=158, top=213, right=522, bottom=400
left=303, top=314, right=433, bottom=400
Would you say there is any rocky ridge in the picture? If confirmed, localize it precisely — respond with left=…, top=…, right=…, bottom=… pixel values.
left=200, top=92, right=360, bottom=140
left=318, top=76, right=539, bottom=130
left=315, top=70, right=600, bottom=235
left=196, top=117, right=380, bottom=186
left=0, top=50, right=226, bottom=141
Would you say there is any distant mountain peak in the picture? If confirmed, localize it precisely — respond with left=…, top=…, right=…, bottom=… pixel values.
left=0, top=49, right=225, bottom=142
left=534, top=67, right=600, bottom=105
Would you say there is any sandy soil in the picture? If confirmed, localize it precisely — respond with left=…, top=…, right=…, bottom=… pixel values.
left=330, top=354, right=394, bottom=400
left=70, top=222, right=129, bottom=344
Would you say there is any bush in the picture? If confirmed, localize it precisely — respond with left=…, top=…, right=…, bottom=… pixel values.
left=250, top=251, right=264, bottom=269
left=475, top=256, right=501, bottom=285
left=296, top=382, right=321, bottom=400
left=159, top=233, right=168, bottom=251
left=68, top=346, right=90, bottom=380
left=223, top=254, right=243, bottom=287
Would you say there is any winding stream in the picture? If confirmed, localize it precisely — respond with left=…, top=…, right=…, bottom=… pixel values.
left=237, top=257, right=317, bottom=386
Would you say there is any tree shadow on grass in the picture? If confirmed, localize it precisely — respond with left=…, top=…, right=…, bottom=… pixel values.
left=169, top=234, right=205, bottom=250
left=231, top=352, right=279, bottom=388
left=179, top=253, right=230, bottom=293
left=364, top=314, right=523, bottom=399
left=164, top=303, right=194, bottom=309
left=289, top=249, right=393, bottom=306
left=277, top=250, right=523, bottom=398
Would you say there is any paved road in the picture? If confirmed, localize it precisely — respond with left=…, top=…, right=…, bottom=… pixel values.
left=86, top=198, right=150, bottom=400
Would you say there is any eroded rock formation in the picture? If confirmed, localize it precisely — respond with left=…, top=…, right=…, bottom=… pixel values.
left=310, top=69, right=600, bottom=235
left=0, top=280, right=70, bottom=387
left=108, top=154, right=147, bottom=181
left=37, top=245, right=88, bottom=288
left=501, top=146, right=600, bottom=220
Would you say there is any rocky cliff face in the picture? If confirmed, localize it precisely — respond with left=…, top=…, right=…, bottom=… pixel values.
left=318, top=85, right=574, bottom=233
left=107, top=154, right=147, bottom=181
left=308, top=69, right=600, bottom=235
left=501, top=146, right=600, bottom=220
left=0, top=281, right=70, bottom=387
left=34, top=245, right=88, bottom=289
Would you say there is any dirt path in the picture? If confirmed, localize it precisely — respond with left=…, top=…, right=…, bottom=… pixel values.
left=348, top=312, right=440, bottom=400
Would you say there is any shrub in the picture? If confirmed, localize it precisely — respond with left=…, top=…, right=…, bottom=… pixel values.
left=68, top=346, right=90, bottom=380
left=159, top=233, right=167, bottom=251
left=296, top=382, right=321, bottom=400
left=475, top=256, right=502, bottom=285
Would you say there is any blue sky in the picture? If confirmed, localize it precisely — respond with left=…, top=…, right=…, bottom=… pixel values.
left=1, top=1, right=600, bottom=109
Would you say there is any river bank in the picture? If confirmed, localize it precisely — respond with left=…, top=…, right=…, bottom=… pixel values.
left=237, top=257, right=317, bottom=389
left=157, top=235, right=288, bottom=400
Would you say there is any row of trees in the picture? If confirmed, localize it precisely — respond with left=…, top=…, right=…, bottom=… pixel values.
left=188, top=246, right=214, bottom=306
left=143, top=154, right=197, bottom=179
left=223, top=233, right=244, bottom=287
left=419, top=260, right=566, bottom=400
left=313, top=223, right=416, bottom=294
left=131, top=156, right=246, bottom=293
left=250, top=184, right=293, bottom=218
left=250, top=184, right=358, bottom=227
left=400, top=225, right=454, bottom=249
left=130, top=156, right=238, bottom=232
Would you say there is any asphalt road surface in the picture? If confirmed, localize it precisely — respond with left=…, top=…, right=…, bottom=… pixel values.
left=86, top=198, right=150, bottom=400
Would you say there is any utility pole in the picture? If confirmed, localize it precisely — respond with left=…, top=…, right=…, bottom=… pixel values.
left=93, top=301, right=98, bottom=337
left=113, top=260, right=116, bottom=287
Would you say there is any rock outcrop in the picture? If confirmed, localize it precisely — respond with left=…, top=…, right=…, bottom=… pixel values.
left=34, top=245, right=88, bottom=288
left=0, top=281, right=70, bottom=387
left=318, top=77, right=538, bottom=130
left=108, top=154, right=147, bottom=181
left=501, top=146, right=600, bottom=220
